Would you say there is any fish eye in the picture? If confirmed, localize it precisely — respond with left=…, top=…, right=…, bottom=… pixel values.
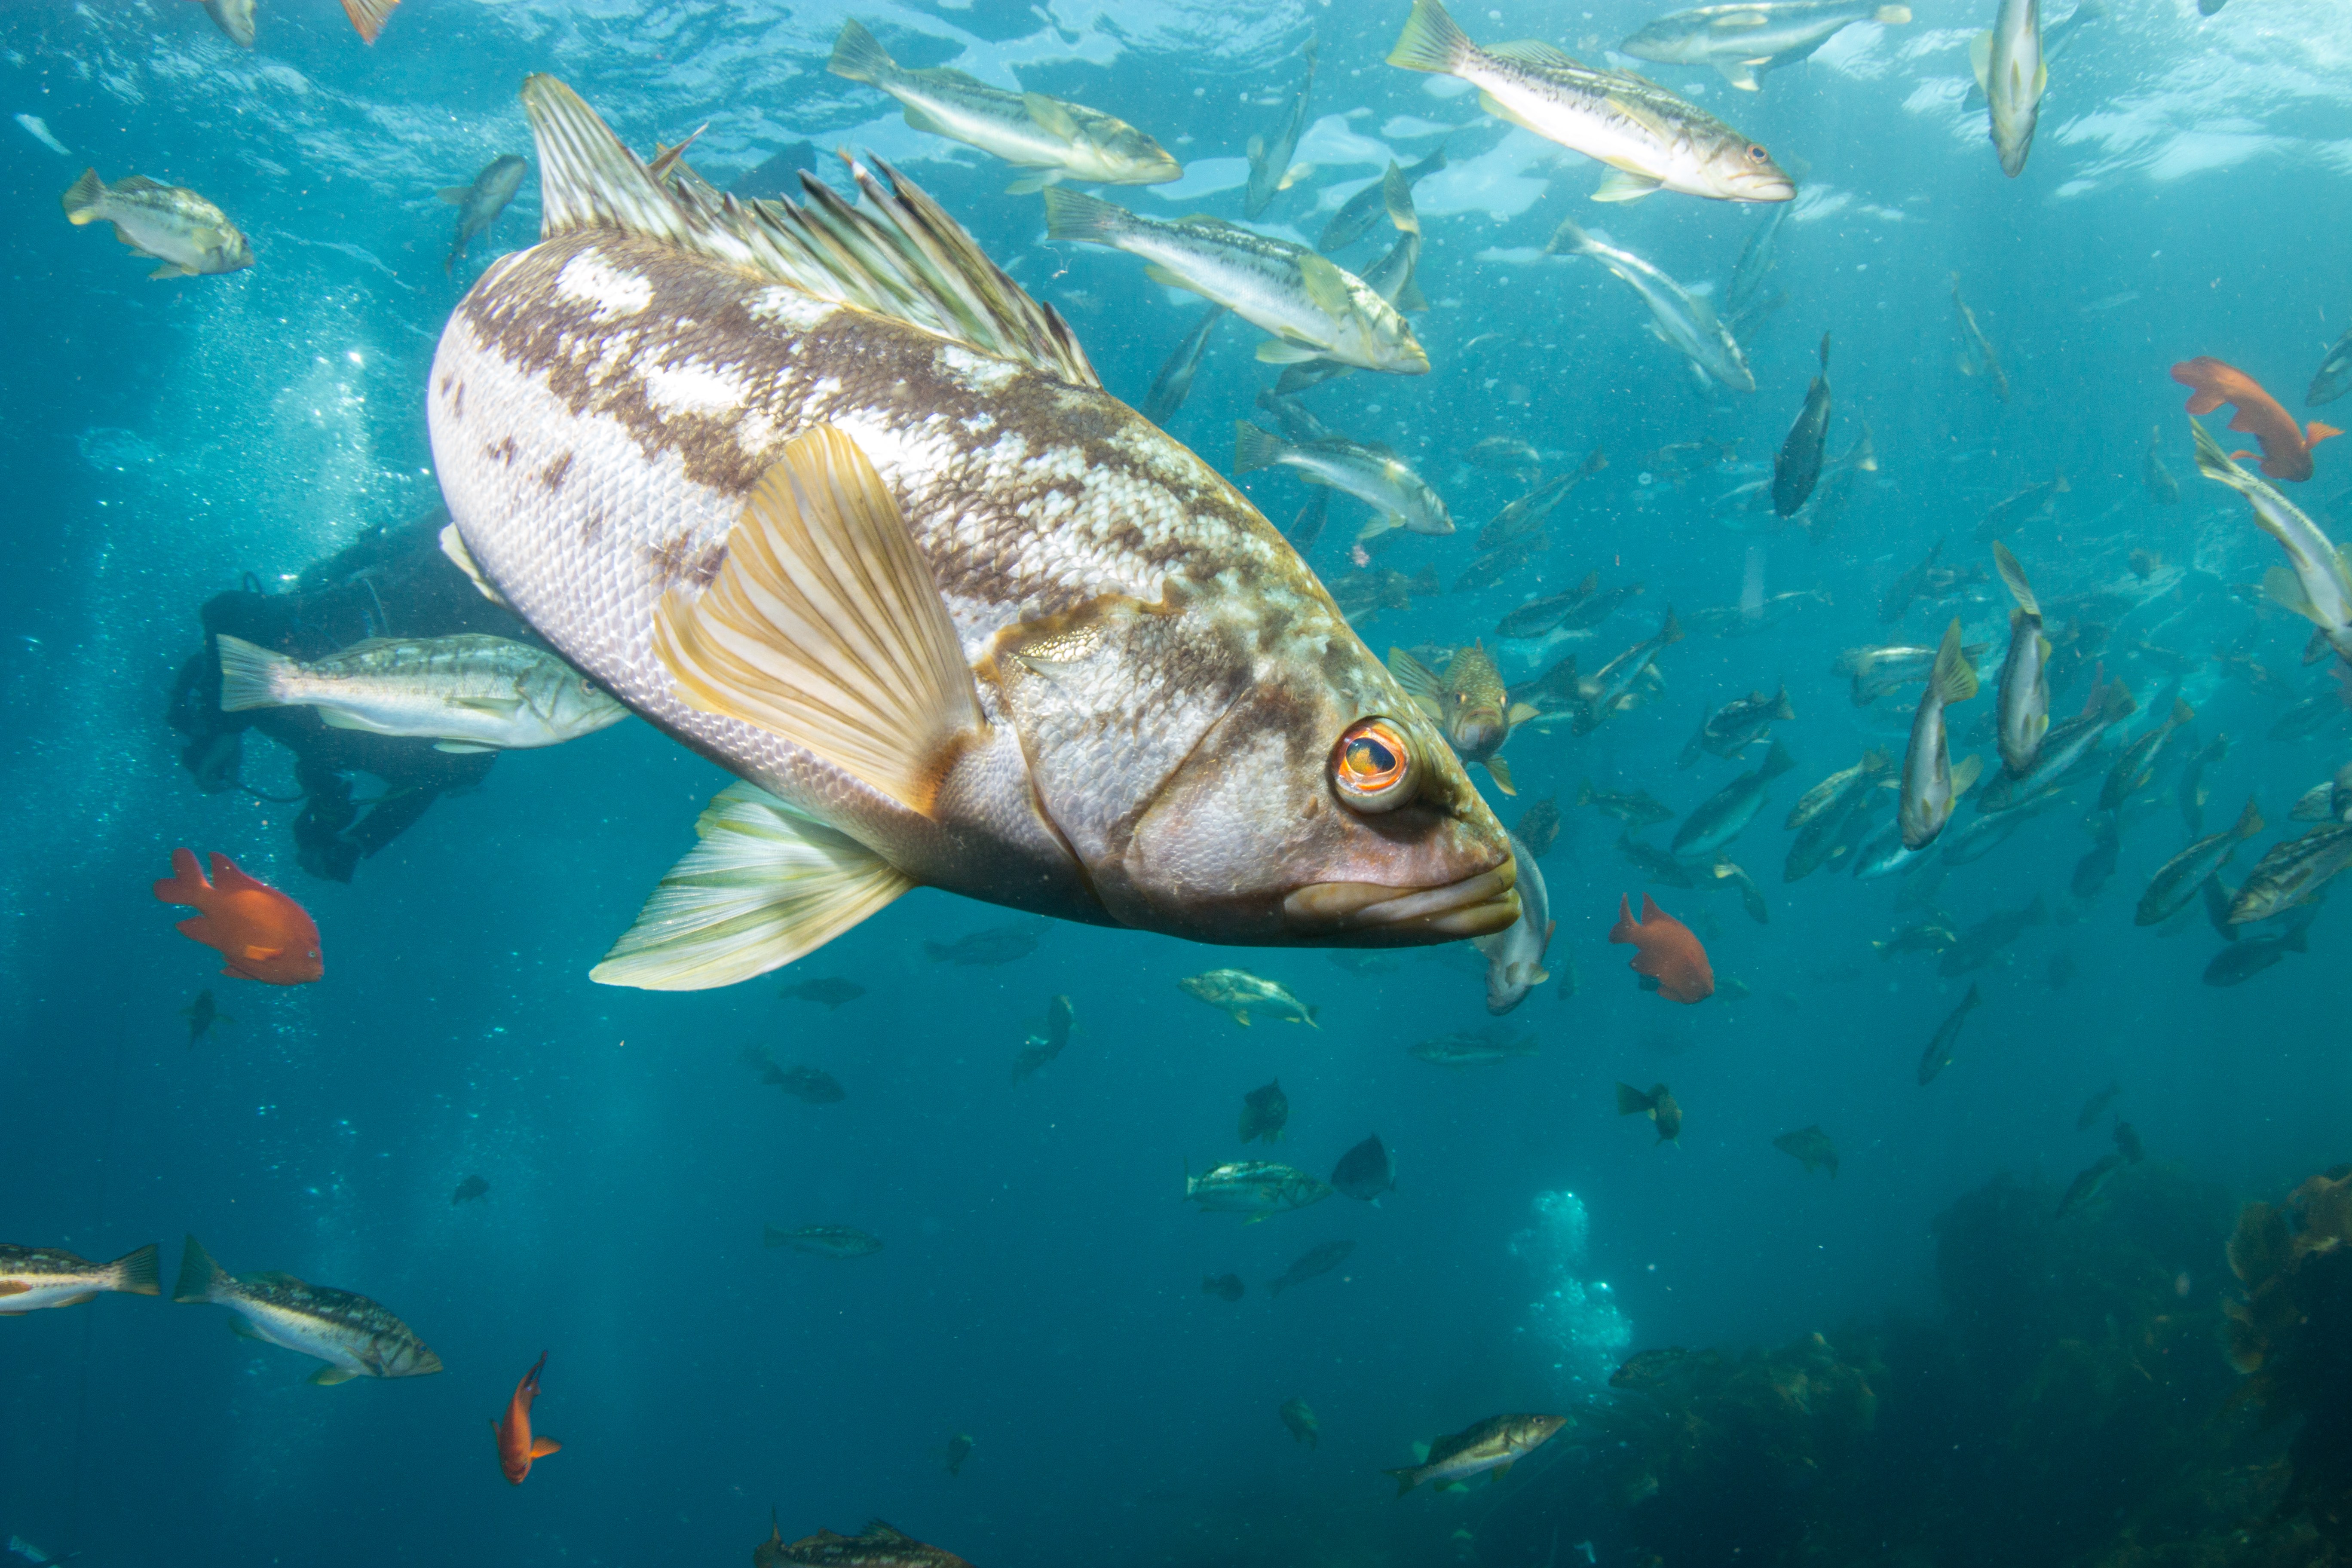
left=1747, top=145, right=1770, bottom=164
left=1330, top=717, right=1419, bottom=813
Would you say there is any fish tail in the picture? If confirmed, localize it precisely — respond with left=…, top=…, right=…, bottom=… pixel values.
left=109, top=1243, right=161, bottom=1296
left=827, top=18, right=897, bottom=84
left=1385, top=1467, right=1421, bottom=1497
left=2309, top=421, right=2343, bottom=447
left=171, top=1235, right=225, bottom=1304
left=1388, top=0, right=1475, bottom=76
left=1929, top=618, right=1978, bottom=706
left=1233, top=421, right=1290, bottom=476
left=1606, top=892, right=1638, bottom=945
left=1040, top=185, right=1130, bottom=245
left=2234, top=795, right=2264, bottom=839
left=341, top=0, right=400, bottom=44
left=152, top=847, right=213, bottom=910
left=214, top=634, right=299, bottom=712
left=1991, top=539, right=2039, bottom=618
left=61, top=167, right=104, bottom=223
left=1544, top=217, right=1596, bottom=257
left=1614, top=1081, right=1655, bottom=1115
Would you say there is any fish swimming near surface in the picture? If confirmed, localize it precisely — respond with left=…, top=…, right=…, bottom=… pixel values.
left=451, top=1175, right=490, bottom=1205
left=828, top=20, right=1179, bottom=195
left=1917, top=983, right=1982, bottom=1084
left=779, top=977, right=866, bottom=1008
left=2144, top=424, right=2180, bottom=503
left=1050, top=192, right=1428, bottom=375
left=430, top=78, right=1516, bottom=993
left=1185, top=1161, right=1333, bottom=1220
left=494, top=1352, right=562, bottom=1485
left=1245, top=37, right=1318, bottom=219
left=1974, top=473, right=2068, bottom=543
left=1268, top=1239, right=1354, bottom=1300
left=2188, top=420, right=2352, bottom=664
left=1237, top=424, right=1453, bottom=539
left=1772, top=334, right=1833, bottom=517
left=15, top=112, right=73, bottom=155
left=1950, top=275, right=2012, bottom=402
left=1773, top=1125, right=1838, bottom=1176
left=185, top=0, right=256, bottom=47
left=1549, top=220, right=1755, bottom=392
left=2310, top=322, right=2352, bottom=408
left=763, top=1225, right=884, bottom=1259
left=1238, top=1080, right=1290, bottom=1143
left=340, top=0, right=403, bottom=44
left=61, top=168, right=252, bottom=279
left=1386, top=1413, right=1568, bottom=1494
left=0, top=1242, right=159, bottom=1314
left=1621, top=0, right=1912, bottom=91
left=1140, top=304, right=1228, bottom=426
left=173, top=1236, right=441, bottom=1383
left=1390, top=0, right=1792, bottom=203
left=441, top=154, right=529, bottom=273
left=1617, top=1081, right=1683, bottom=1142
left=1972, top=0, right=2046, bottom=178
left=1331, top=1134, right=1396, bottom=1202
left=1180, top=970, right=1320, bottom=1028
left=216, top=633, right=628, bottom=752
left=755, top=1519, right=975, bottom=1568
left=1609, top=894, right=1714, bottom=1003
left=153, top=849, right=322, bottom=986
left=181, top=987, right=231, bottom=1047
left=1203, top=1272, right=1246, bottom=1301
left=1897, top=622, right=1981, bottom=850
left=1279, top=1396, right=1321, bottom=1446
left=2174, top=358, right=2341, bottom=483
left=1320, top=144, right=1448, bottom=254
left=1387, top=644, right=1537, bottom=792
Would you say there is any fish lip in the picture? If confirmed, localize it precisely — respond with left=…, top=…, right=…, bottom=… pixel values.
left=1284, top=859, right=1521, bottom=940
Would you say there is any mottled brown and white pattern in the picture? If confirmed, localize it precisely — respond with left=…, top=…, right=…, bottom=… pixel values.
left=428, top=77, right=1514, bottom=965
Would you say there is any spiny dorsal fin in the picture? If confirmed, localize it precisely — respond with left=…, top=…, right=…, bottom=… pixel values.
left=518, top=74, right=1099, bottom=390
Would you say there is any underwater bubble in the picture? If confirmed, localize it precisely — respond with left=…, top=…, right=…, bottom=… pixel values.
left=1637, top=471, right=1654, bottom=486
left=78, top=427, right=156, bottom=472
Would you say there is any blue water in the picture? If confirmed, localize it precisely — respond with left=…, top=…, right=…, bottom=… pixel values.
left=3, top=0, right=2349, bottom=1563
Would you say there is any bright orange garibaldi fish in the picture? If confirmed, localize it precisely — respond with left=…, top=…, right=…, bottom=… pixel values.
left=2172, top=357, right=2340, bottom=483
left=152, top=848, right=322, bottom=985
left=1608, top=893, right=1714, bottom=1004
left=496, top=1351, right=561, bottom=1485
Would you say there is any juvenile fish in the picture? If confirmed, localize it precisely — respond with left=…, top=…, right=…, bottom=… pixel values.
left=1390, top=0, right=1792, bottom=203
left=1245, top=38, right=1317, bottom=219
left=1917, top=983, right=1982, bottom=1084
left=1180, top=969, right=1319, bottom=1028
left=829, top=21, right=1179, bottom=193
left=61, top=168, right=251, bottom=279
left=216, top=633, right=627, bottom=753
left=1623, top=1, right=1912, bottom=91
left=1898, top=620, right=1981, bottom=850
left=1411, top=1027, right=1539, bottom=1066
left=1991, top=541, right=2050, bottom=775
left=763, top=1225, right=884, bottom=1258
left=1951, top=275, right=2011, bottom=402
left=1048, top=193, right=1426, bottom=374
left=1772, top=333, right=1833, bottom=516
left=1280, top=1396, right=1321, bottom=1445
left=1236, top=424, right=1452, bottom=539
left=440, top=154, right=528, bottom=273
left=1550, top=220, right=1755, bottom=392
left=173, top=1236, right=441, bottom=1384
left=0, top=1242, right=159, bottom=1313
left=2136, top=796, right=2263, bottom=927
left=1185, top=1161, right=1333, bottom=1219
left=1141, top=304, right=1228, bottom=426
left=2144, top=424, right=2181, bottom=503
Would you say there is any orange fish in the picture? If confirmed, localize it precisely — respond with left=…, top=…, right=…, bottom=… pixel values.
left=152, top=849, right=322, bottom=985
left=494, top=1352, right=561, bottom=1485
left=2172, top=357, right=2341, bottom=482
left=1608, top=893, right=1714, bottom=1004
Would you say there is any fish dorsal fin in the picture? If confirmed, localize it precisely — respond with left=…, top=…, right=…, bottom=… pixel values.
left=591, top=783, right=914, bottom=989
left=249, top=1270, right=306, bottom=1287
left=1386, top=647, right=1447, bottom=713
left=308, top=1364, right=361, bottom=1385
left=1709, top=8, right=1773, bottom=28
left=1490, top=38, right=1582, bottom=68
left=114, top=174, right=168, bottom=193
left=652, top=425, right=987, bottom=816
left=862, top=1522, right=916, bottom=1544
left=204, top=854, right=275, bottom=898
left=518, top=75, right=1099, bottom=390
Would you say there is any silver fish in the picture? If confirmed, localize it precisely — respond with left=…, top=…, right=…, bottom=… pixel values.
left=14, top=113, right=72, bottom=156
left=2228, top=823, right=2352, bottom=924
left=1234, top=423, right=1452, bottom=539
left=2192, top=419, right=2352, bottom=664
left=2311, top=322, right=2352, bottom=409
left=1771, top=333, right=1832, bottom=516
left=1963, top=0, right=2101, bottom=111
left=1475, top=833, right=1553, bottom=1013
left=1318, top=143, right=1446, bottom=254
left=1389, top=0, right=1793, bottom=204
left=828, top=20, right=1179, bottom=193
left=1045, top=191, right=1427, bottom=375
left=0, top=1242, right=159, bottom=1313
left=173, top=1237, right=441, bottom=1384
left=1185, top=1161, right=1332, bottom=1219
left=1975, top=684, right=2135, bottom=813
left=187, top=0, right=257, bottom=48
left=2136, top=796, right=2263, bottom=927
left=1245, top=37, right=1318, bottom=219
left=428, top=79, right=1516, bottom=991
left=1991, top=540, right=2050, bottom=776
left=1386, top=1414, right=1568, bottom=1494
left=1140, top=303, right=1228, bottom=426
left=1951, top=275, right=2012, bottom=401
left=1179, top=968, right=1321, bottom=1028
left=1622, top=1, right=1913, bottom=92
left=1671, top=738, right=1795, bottom=858
left=441, top=153, right=528, bottom=273
left=1973, top=0, right=2046, bottom=178
left=216, top=632, right=628, bottom=753
left=1898, top=620, right=1981, bottom=850
left=61, top=168, right=251, bottom=279
left=1550, top=220, right=1755, bottom=392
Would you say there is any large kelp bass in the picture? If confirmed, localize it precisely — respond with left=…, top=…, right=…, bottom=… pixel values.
left=426, top=78, right=1516, bottom=991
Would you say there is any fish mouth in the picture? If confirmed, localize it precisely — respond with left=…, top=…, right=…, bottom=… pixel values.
left=1283, top=858, right=1520, bottom=942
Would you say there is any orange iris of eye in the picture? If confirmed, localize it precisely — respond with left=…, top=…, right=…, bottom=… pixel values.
left=1337, top=723, right=1409, bottom=790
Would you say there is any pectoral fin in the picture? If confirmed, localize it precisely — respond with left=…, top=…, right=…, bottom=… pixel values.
left=530, top=1437, right=563, bottom=1458
left=590, top=783, right=913, bottom=991
left=1003, top=171, right=1060, bottom=196
left=307, top=1365, right=361, bottom=1386
left=1715, top=60, right=1761, bottom=90
left=1255, top=339, right=1325, bottom=364
left=438, top=186, right=472, bottom=203
left=1591, top=168, right=1663, bottom=203
left=149, top=263, right=193, bottom=279
left=432, top=741, right=499, bottom=753
left=1968, top=30, right=1993, bottom=92
left=1481, top=755, right=1519, bottom=795
left=241, top=945, right=285, bottom=962
left=652, top=425, right=986, bottom=815
left=1297, top=253, right=1354, bottom=317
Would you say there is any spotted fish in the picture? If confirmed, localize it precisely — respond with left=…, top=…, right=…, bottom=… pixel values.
left=172, top=1236, right=441, bottom=1384
left=426, top=78, right=1516, bottom=991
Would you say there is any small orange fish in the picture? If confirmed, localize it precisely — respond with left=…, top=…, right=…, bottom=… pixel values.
left=152, top=849, right=322, bottom=986
left=2172, top=357, right=2341, bottom=482
left=494, top=1352, right=561, bottom=1485
left=1608, top=893, right=1714, bottom=1004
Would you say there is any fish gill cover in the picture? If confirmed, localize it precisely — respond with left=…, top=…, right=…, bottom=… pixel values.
left=6, top=0, right=2352, bottom=1565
